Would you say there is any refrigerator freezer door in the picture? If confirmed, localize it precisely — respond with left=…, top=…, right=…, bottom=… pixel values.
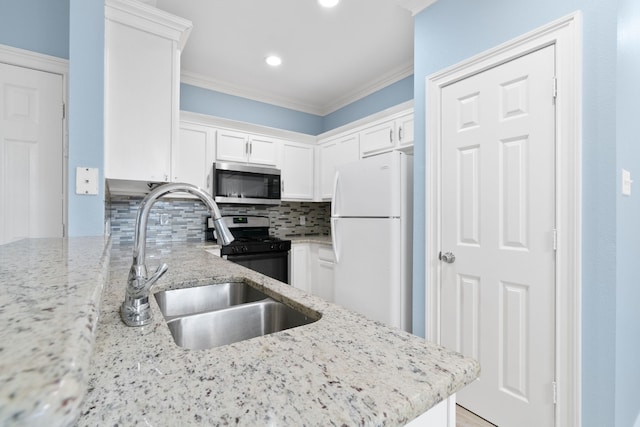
left=332, top=151, right=401, bottom=218
left=332, top=217, right=408, bottom=330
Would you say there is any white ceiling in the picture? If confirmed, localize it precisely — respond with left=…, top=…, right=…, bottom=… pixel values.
left=153, top=0, right=417, bottom=116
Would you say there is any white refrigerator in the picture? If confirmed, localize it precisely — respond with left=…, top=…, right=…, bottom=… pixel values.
left=331, top=151, right=413, bottom=332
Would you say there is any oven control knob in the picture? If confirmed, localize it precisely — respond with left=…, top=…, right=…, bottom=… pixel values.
left=242, top=246, right=249, bottom=252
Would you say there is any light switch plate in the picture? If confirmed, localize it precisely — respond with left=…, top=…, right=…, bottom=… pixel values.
left=76, top=167, right=99, bottom=195
left=622, top=169, right=632, bottom=196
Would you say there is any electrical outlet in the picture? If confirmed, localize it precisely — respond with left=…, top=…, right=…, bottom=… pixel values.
left=160, top=213, right=170, bottom=225
left=299, top=215, right=306, bottom=225
left=75, top=167, right=99, bottom=195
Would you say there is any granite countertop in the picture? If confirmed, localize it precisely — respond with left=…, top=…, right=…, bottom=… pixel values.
left=0, top=237, right=111, bottom=427
left=1, top=238, right=479, bottom=426
left=288, top=235, right=332, bottom=245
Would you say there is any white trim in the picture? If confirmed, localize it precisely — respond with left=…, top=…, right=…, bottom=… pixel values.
left=179, top=110, right=317, bottom=145
left=105, top=0, right=192, bottom=48
left=181, top=62, right=414, bottom=117
left=0, top=43, right=70, bottom=237
left=396, top=0, right=438, bottom=16
left=424, top=12, right=582, bottom=427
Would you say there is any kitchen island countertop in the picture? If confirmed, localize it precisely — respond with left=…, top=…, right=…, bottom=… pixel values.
left=1, top=238, right=479, bottom=426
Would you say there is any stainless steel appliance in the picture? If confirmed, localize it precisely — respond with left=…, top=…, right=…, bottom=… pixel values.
left=208, top=216, right=291, bottom=284
left=211, top=162, right=281, bottom=205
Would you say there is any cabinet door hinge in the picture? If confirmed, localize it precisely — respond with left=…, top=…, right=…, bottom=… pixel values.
left=552, top=228, right=558, bottom=251
left=552, top=381, right=558, bottom=404
left=552, top=77, right=558, bottom=104
left=62, top=103, right=66, bottom=119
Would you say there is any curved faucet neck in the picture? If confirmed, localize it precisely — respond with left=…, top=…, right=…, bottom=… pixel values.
left=122, top=182, right=233, bottom=327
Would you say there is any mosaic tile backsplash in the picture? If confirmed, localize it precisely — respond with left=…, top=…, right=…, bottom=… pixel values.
left=107, top=196, right=331, bottom=245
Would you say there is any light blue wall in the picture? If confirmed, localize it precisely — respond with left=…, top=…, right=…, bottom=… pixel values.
left=322, top=75, right=414, bottom=131
left=180, top=84, right=324, bottom=135
left=0, top=0, right=69, bottom=59
left=615, top=0, right=640, bottom=425
left=67, top=0, right=104, bottom=236
left=180, top=76, right=414, bottom=135
left=413, top=1, right=619, bottom=426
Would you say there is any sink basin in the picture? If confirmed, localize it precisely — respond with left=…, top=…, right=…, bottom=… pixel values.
left=154, top=282, right=269, bottom=319
left=166, top=299, right=316, bottom=350
left=154, top=281, right=319, bottom=350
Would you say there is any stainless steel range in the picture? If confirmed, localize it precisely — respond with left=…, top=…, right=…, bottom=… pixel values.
left=207, top=215, right=291, bottom=284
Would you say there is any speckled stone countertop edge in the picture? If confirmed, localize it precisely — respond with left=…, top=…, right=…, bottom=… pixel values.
left=0, top=237, right=112, bottom=427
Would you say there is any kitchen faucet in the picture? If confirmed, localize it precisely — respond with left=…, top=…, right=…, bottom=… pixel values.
left=120, top=182, right=234, bottom=327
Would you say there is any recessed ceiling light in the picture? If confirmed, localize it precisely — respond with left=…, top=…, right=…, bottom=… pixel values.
left=265, top=55, right=282, bottom=67
left=318, top=0, right=339, bottom=8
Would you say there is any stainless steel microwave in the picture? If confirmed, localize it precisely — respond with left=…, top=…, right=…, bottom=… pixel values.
left=211, top=162, right=281, bottom=205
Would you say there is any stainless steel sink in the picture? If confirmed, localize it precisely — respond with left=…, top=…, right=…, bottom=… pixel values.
left=166, top=299, right=315, bottom=350
left=154, top=282, right=319, bottom=350
left=154, top=282, right=269, bottom=319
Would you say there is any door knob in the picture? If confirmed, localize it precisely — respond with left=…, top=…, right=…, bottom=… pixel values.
left=439, top=251, right=456, bottom=263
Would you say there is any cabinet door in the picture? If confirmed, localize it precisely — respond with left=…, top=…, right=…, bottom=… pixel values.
left=248, top=135, right=279, bottom=166
left=314, top=245, right=335, bottom=302
left=319, top=133, right=359, bottom=200
left=360, top=119, right=395, bottom=157
left=174, top=123, right=215, bottom=191
left=216, top=129, right=249, bottom=163
left=105, top=17, right=174, bottom=182
left=396, top=113, right=414, bottom=148
left=281, top=141, right=314, bottom=200
left=316, top=259, right=335, bottom=302
left=290, top=243, right=310, bottom=293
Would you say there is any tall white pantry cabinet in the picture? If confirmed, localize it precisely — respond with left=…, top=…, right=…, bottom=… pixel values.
left=104, top=0, right=192, bottom=183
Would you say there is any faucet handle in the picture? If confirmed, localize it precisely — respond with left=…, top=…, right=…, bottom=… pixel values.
left=146, top=263, right=168, bottom=289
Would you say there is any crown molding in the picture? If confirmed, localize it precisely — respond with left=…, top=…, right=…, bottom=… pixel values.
left=396, top=0, right=438, bottom=16
left=105, top=0, right=192, bottom=49
left=181, top=60, right=413, bottom=117
left=181, top=71, right=324, bottom=115
left=321, top=61, right=413, bottom=115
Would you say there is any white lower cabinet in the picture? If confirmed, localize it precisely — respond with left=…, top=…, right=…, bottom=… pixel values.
left=404, top=395, right=456, bottom=427
left=289, top=242, right=334, bottom=302
left=313, top=246, right=335, bottom=302
left=290, top=243, right=311, bottom=293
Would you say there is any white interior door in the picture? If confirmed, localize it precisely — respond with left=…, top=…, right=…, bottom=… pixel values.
left=0, top=62, right=64, bottom=244
left=439, top=45, right=556, bottom=426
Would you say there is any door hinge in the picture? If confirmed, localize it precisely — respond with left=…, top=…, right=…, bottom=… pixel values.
left=552, top=77, right=558, bottom=103
left=552, top=228, right=558, bottom=251
left=552, top=381, right=558, bottom=404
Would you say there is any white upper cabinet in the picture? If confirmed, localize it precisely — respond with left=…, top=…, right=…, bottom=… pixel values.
left=174, top=122, right=215, bottom=191
left=360, top=112, right=414, bottom=158
left=104, top=0, right=191, bottom=182
left=317, top=133, right=360, bottom=201
left=216, top=129, right=278, bottom=167
left=281, top=141, right=314, bottom=201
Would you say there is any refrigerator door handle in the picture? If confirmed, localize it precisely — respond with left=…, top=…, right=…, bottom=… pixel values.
left=331, top=170, right=340, bottom=217
left=331, top=218, right=340, bottom=263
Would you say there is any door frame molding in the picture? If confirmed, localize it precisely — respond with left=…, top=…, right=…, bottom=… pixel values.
left=425, top=12, right=582, bottom=427
left=0, top=44, right=69, bottom=236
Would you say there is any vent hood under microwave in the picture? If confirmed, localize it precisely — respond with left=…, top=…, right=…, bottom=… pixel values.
left=211, top=162, right=281, bottom=205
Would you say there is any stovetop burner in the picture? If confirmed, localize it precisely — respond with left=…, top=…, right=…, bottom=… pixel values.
left=211, top=216, right=291, bottom=256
